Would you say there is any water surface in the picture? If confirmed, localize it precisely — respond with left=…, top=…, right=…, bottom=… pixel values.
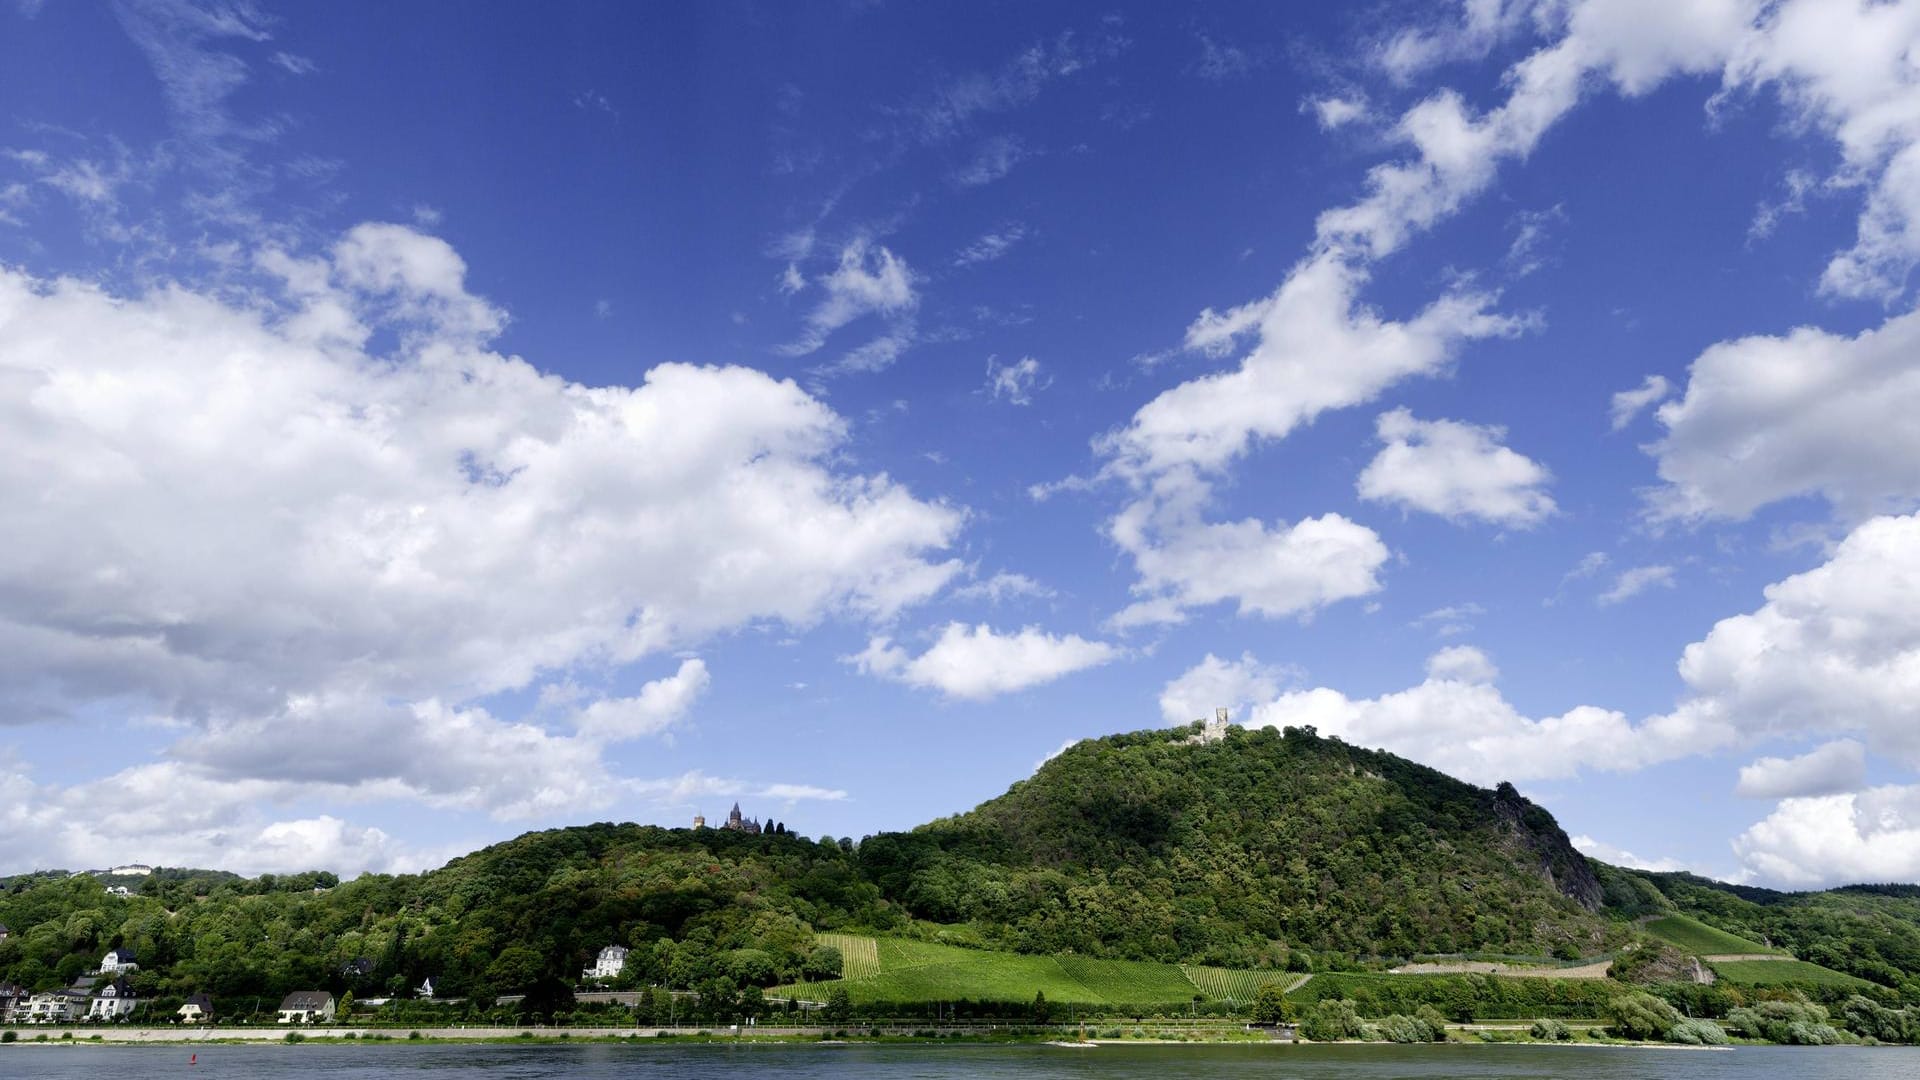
left=5, top=1042, right=1918, bottom=1078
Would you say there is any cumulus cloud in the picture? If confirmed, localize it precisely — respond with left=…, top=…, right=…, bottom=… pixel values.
left=1598, top=565, right=1677, bottom=606
left=1357, top=408, right=1556, bottom=527
left=848, top=622, right=1119, bottom=701
left=1170, top=645, right=1727, bottom=786
left=1648, top=306, right=1920, bottom=522
left=1307, top=95, right=1369, bottom=131
left=1733, top=786, right=1920, bottom=888
left=0, top=223, right=962, bottom=823
left=1100, top=254, right=1525, bottom=480
left=573, top=659, right=712, bottom=743
left=1668, top=513, right=1920, bottom=768
left=1157, top=652, right=1292, bottom=725
left=1609, top=373, right=1671, bottom=430
left=1107, top=490, right=1390, bottom=629
left=1735, top=739, right=1868, bottom=799
left=1425, top=643, right=1499, bottom=682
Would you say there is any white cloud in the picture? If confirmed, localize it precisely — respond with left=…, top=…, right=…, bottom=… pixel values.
left=1735, top=739, right=1867, bottom=799
left=1334, top=0, right=1754, bottom=261
left=1184, top=645, right=1721, bottom=786
left=1733, top=786, right=1920, bottom=888
left=952, top=571, right=1056, bottom=605
left=1357, top=408, right=1556, bottom=527
left=629, top=770, right=848, bottom=806
left=953, top=134, right=1027, bottom=187
left=954, top=222, right=1027, bottom=266
left=270, top=51, right=317, bottom=76
left=1724, top=0, right=1920, bottom=301
left=1598, top=564, right=1677, bottom=606
left=1609, top=373, right=1671, bottom=431
left=1107, top=492, right=1390, bottom=629
left=573, top=658, right=711, bottom=743
left=1307, top=95, right=1369, bottom=131
left=0, top=223, right=963, bottom=815
left=1413, top=602, right=1485, bottom=636
left=1099, top=253, right=1526, bottom=480
left=1670, top=513, right=1920, bottom=768
left=1648, top=306, right=1920, bottom=522
left=1158, top=652, right=1291, bottom=724
left=1571, top=834, right=1691, bottom=873
left=1426, top=643, right=1499, bottom=682
left=986, top=355, right=1046, bottom=404
left=782, top=238, right=917, bottom=356
left=848, top=622, right=1120, bottom=701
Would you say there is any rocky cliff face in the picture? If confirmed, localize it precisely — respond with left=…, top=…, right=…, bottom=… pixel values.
left=1491, top=781, right=1604, bottom=912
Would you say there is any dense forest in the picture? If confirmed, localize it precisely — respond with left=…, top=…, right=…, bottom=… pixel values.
left=3, top=722, right=1917, bottom=1015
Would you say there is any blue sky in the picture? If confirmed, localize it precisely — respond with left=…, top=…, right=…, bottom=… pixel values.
left=3, top=0, right=1920, bottom=889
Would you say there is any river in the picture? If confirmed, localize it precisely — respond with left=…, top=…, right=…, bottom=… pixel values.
left=4, top=1042, right=1920, bottom=1078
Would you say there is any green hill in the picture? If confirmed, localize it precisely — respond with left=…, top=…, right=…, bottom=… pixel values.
left=0, top=720, right=1915, bottom=1016
left=857, top=723, right=1616, bottom=964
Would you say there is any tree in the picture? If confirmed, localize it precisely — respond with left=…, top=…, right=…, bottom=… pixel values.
left=802, top=945, right=843, bottom=981
left=1031, top=990, right=1052, bottom=1024
left=336, top=990, right=355, bottom=1019
left=1252, top=982, right=1294, bottom=1024
left=824, top=986, right=852, bottom=1023
left=1604, top=992, right=1683, bottom=1040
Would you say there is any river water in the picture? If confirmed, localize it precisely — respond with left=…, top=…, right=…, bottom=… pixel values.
left=4, top=1042, right=1920, bottom=1077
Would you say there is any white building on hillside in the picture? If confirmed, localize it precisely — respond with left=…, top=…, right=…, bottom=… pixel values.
left=98, top=947, right=139, bottom=974
left=277, top=991, right=335, bottom=1024
left=88, top=979, right=138, bottom=1021
left=583, top=944, right=628, bottom=981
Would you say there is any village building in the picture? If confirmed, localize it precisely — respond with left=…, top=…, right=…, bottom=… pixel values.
left=278, top=990, right=336, bottom=1024
left=0, top=921, right=10, bottom=942
left=0, top=983, right=24, bottom=1022
left=583, top=944, right=628, bottom=981
left=340, top=956, right=375, bottom=980
left=26, top=988, right=89, bottom=1024
left=107, top=864, right=153, bottom=876
left=177, top=993, right=214, bottom=1024
left=98, top=946, right=139, bottom=975
left=87, top=978, right=138, bottom=1021
left=417, top=976, right=435, bottom=999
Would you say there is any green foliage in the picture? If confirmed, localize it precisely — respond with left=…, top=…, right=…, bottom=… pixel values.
left=1604, top=991, right=1683, bottom=1040
left=1529, top=1018, right=1571, bottom=1041
left=1291, top=971, right=1618, bottom=1021
left=1644, top=914, right=1780, bottom=955
left=1300, top=998, right=1365, bottom=1041
left=859, top=726, right=1618, bottom=963
left=1666, top=1019, right=1730, bottom=1045
left=1726, top=998, right=1845, bottom=1044
left=1251, top=982, right=1293, bottom=1024
left=823, top=985, right=851, bottom=1022
left=1375, top=1012, right=1442, bottom=1042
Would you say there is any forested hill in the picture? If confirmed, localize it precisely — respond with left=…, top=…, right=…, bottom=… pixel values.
left=858, top=722, right=1615, bottom=965
left=3, top=721, right=1917, bottom=1008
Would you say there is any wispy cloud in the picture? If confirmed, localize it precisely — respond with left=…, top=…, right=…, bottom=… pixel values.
left=955, top=222, right=1027, bottom=266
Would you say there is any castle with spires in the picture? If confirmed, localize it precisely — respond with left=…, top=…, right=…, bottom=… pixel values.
left=692, top=802, right=790, bottom=836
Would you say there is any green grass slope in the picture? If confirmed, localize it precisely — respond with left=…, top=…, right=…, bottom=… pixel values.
left=774, top=933, right=1261, bottom=1006
left=1643, top=914, right=1782, bottom=955
left=1708, top=959, right=1873, bottom=989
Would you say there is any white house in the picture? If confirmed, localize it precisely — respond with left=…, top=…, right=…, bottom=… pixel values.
left=177, top=993, right=214, bottom=1024
left=583, top=944, right=628, bottom=981
left=87, top=979, right=138, bottom=1021
left=26, top=989, right=89, bottom=1024
left=417, top=976, right=435, bottom=999
left=98, top=947, right=139, bottom=975
left=277, top=990, right=336, bottom=1024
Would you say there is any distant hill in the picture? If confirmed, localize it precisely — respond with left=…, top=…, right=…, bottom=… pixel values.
left=0, top=721, right=1913, bottom=1006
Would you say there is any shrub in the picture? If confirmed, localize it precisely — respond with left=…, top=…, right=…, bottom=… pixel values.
left=1667, top=1019, right=1730, bottom=1045
left=284, top=1032, right=305, bottom=1043
left=1376, top=1014, right=1438, bottom=1043
left=0, top=1030, right=14, bottom=1043
left=1604, top=992, right=1683, bottom=1040
left=1414, top=1004, right=1449, bottom=1040
left=408, top=1030, right=423, bottom=1040
left=1301, top=999, right=1365, bottom=1042
left=1529, top=1019, right=1571, bottom=1041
